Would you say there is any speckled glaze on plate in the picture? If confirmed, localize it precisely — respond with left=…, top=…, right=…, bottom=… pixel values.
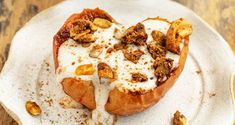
left=0, top=0, right=234, bottom=125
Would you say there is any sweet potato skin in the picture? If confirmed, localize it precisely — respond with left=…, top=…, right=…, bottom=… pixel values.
left=53, top=9, right=190, bottom=116
left=53, top=8, right=115, bottom=68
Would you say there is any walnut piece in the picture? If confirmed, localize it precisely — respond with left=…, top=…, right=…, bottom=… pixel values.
left=89, top=44, right=103, bottom=58
left=121, top=23, right=147, bottom=46
left=147, top=42, right=166, bottom=59
left=123, top=49, right=144, bottom=64
left=166, top=18, right=192, bottom=54
left=132, top=73, right=148, bottom=82
left=98, top=62, right=114, bottom=79
left=75, top=64, right=95, bottom=75
left=153, top=58, right=173, bottom=82
left=93, top=18, right=112, bottom=28
left=151, top=30, right=165, bottom=46
left=70, top=19, right=96, bottom=43
left=25, top=101, right=42, bottom=116
left=172, top=111, right=187, bottom=125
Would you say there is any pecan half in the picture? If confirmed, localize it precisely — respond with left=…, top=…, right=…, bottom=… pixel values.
left=153, top=58, right=173, bottom=82
left=121, top=23, right=147, bottom=46
left=147, top=42, right=166, bottom=59
left=132, top=73, right=148, bottom=82
left=172, top=111, right=187, bottom=125
left=151, top=30, right=165, bottom=46
left=75, top=64, right=96, bottom=75
left=98, top=62, right=114, bottom=79
left=166, top=18, right=192, bottom=54
left=123, top=49, right=144, bottom=64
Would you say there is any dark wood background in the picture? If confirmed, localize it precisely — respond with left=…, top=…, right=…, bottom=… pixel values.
left=0, top=0, right=234, bottom=124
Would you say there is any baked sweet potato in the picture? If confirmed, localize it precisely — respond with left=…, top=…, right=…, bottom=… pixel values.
left=53, top=8, right=191, bottom=116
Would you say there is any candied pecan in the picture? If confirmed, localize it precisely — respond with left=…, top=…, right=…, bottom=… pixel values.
left=98, top=62, right=114, bottom=79
left=172, top=111, right=187, bottom=125
left=166, top=18, right=192, bottom=54
left=147, top=42, right=166, bottom=59
left=153, top=58, right=173, bottom=82
left=69, top=19, right=96, bottom=43
left=151, top=30, right=165, bottom=46
left=123, top=49, right=144, bottom=64
left=131, top=73, right=148, bottom=82
left=121, top=23, right=147, bottom=46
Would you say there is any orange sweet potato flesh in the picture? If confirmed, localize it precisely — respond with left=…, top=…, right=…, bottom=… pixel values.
left=54, top=8, right=189, bottom=116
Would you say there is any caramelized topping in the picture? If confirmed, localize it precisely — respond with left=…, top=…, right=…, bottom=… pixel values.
left=25, top=101, right=42, bottom=116
left=69, top=19, right=96, bottom=43
left=89, top=44, right=103, bottom=58
left=147, top=42, right=166, bottom=59
left=123, top=49, right=144, bottom=64
left=153, top=58, right=173, bottom=82
left=98, top=62, right=114, bottom=79
left=172, top=111, right=187, bottom=125
left=93, top=18, right=112, bottom=28
left=75, top=64, right=96, bottom=75
left=121, top=23, right=147, bottom=46
left=131, top=73, right=148, bottom=82
left=166, top=18, right=192, bottom=54
left=151, top=30, right=165, bottom=46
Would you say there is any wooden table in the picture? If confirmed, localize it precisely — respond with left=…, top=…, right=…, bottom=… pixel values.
left=0, top=0, right=234, bottom=124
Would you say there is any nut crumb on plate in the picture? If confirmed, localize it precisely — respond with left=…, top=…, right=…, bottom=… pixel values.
left=25, top=101, right=42, bottom=116
left=172, top=111, right=187, bottom=125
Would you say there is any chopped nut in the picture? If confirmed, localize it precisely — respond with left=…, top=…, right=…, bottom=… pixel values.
left=89, top=44, right=103, bottom=58
left=172, top=111, right=187, bottom=125
left=93, top=18, right=112, bottom=28
left=132, top=73, right=148, bottom=82
left=153, top=58, right=173, bottom=82
left=113, top=43, right=127, bottom=51
left=151, top=30, right=165, bottom=46
left=75, top=64, right=95, bottom=75
left=81, top=43, right=91, bottom=47
left=70, top=19, right=96, bottom=43
left=113, top=28, right=123, bottom=39
left=25, top=101, right=42, bottom=116
left=106, top=47, right=114, bottom=53
left=121, top=23, right=147, bottom=46
left=98, top=62, right=114, bottom=79
left=166, top=18, right=192, bottom=54
left=123, top=49, right=144, bottom=64
left=74, top=33, right=95, bottom=43
left=147, top=42, right=166, bottom=59
left=59, top=96, right=83, bottom=109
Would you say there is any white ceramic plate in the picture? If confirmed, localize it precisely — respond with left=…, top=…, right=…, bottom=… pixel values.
left=0, top=0, right=234, bottom=125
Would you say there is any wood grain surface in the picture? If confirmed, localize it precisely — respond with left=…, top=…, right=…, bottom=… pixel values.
left=0, top=0, right=234, bottom=124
